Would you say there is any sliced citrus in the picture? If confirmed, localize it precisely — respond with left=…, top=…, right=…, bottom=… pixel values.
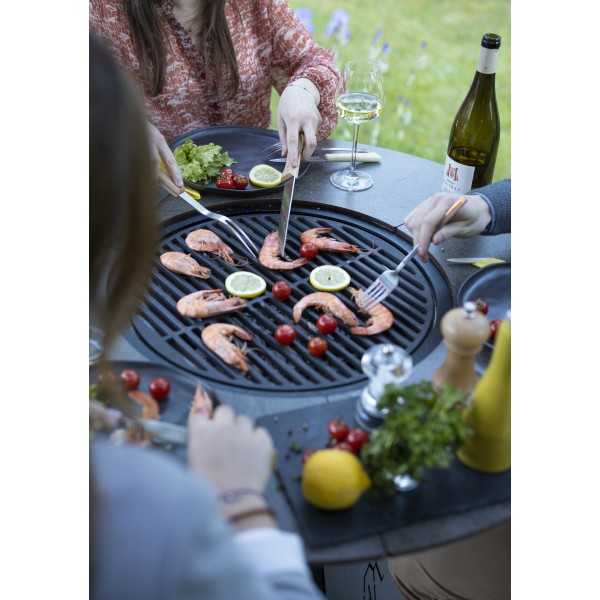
left=309, top=265, right=351, bottom=292
left=225, top=271, right=266, bottom=299
left=249, top=164, right=282, bottom=188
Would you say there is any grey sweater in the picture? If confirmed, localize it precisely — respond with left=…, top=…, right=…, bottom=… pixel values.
left=474, top=179, right=511, bottom=235
left=91, top=442, right=324, bottom=600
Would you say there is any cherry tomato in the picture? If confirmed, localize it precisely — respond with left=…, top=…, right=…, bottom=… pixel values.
left=275, top=324, right=297, bottom=346
left=232, top=174, right=249, bottom=190
left=333, top=441, right=354, bottom=453
left=149, top=377, right=171, bottom=401
left=219, top=167, right=234, bottom=179
left=475, top=298, right=489, bottom=315
left=328, top=418, right=350, bottom=442
left=120, top=368, right=140, bottom=391
left=216, top=176, right=235, bottom=189
left=272, top=281, right=292, bottom=301
left=346, top=428, right=370, bottom=453
left=302, top=449, right=316, bottom=464
left=307, top=336, right=328, bottom=357
left=300, top=242, right=319, bottom=260
left=317, top=314, right=337, bottom=335
left=489, top=319, right=501, bottom=341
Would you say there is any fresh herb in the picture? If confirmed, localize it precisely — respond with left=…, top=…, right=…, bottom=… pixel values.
left=360, top=381, right=472, bottom=495
left=174, top=140, right=234, bottom=184
left=289, top=441, right=303, bottom=454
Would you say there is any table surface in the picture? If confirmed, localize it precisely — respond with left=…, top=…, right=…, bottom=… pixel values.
left=108, top=137, right=510, bottom=564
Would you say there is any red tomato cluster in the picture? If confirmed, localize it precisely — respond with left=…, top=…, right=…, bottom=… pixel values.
left=328, top=418, right=369, bottom=454
left=216, top=167, right=248, bottom=190
left=302, top=419, right=370, bottom=461
left=119, top=369, right=171, bottom=402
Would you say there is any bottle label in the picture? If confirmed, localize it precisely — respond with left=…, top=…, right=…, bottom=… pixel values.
left=477, top=47, right=499, bottom=74
left=441, top=155, right=475, bottom=193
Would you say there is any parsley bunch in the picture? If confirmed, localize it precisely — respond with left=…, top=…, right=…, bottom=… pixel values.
left=360, top=381, right=472, bottom=494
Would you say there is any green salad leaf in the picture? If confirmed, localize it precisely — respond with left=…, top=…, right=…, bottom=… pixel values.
left=174, top=140, right=235, bottom=184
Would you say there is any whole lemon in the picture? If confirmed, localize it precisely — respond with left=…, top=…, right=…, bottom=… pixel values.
left=301, top=449, right=371, bottom=510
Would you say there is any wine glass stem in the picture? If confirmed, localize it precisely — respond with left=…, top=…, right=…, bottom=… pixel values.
left=350, top=123, right=361, bottom=175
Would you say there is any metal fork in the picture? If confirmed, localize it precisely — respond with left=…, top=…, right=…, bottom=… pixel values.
left=159, top=172, right=259, bottom=260
left=361, top=196, right=468, bottom=310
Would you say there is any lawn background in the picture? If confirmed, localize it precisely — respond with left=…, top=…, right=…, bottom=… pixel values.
left=272, top=0, right=511, bottom=181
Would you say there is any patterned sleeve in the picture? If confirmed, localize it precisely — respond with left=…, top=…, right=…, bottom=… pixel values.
left=266, top=0, right=341, bottom=140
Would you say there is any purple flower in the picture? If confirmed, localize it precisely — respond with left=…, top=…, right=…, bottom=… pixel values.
left=294, top=8, right=314, bottom=34
left=325, top=9, right=350, bottom=43
left=420, top=40, right=428, bottom=49
left=371, top=29, right=383, bottom=46
left=382, top=42, right=390, bottom=54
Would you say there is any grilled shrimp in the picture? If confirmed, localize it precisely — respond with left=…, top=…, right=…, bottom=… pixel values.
left=160, top=251, right=211, bottom=279
left=259, top=231, right=308, bottom=270
left=300, top=227, right=361, bottom=254
left=190, top=384, right=214, bottom=417
left=292, top=292, right=359, bottom=327
left=185, top=229, right=235, bottom=264
left=176, top=289, right=246, bottom=319
left=201, top=323, right=252, bottom=373
left=349, top=287, right=394, bottom=335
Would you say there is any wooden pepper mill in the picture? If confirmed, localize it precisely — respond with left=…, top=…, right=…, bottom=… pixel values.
left=432, top=302, right=490, bottom=395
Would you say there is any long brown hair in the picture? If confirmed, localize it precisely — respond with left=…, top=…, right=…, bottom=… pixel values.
left=124, top=0, right=240, bottom=98
left=90, top=34, right=158, bottom=347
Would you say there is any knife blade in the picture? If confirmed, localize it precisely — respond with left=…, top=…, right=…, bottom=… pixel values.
left=270, top=151, right=382, bottom=164
left=277, top=135, right=304, bottom=257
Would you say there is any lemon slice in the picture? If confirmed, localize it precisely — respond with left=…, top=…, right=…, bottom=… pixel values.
left=472, top=258, right=505, bottom=269
left=249, top=164, right=282, bottom=188
left=225, top=271, right=266, bottom=299
left=309, top=265, right=351, bottom=292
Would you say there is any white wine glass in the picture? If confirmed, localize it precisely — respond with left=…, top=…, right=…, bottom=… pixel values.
left=330, top=60, right=383, bottom=192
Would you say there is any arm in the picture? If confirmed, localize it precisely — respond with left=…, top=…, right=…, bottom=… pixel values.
left=267, top=0, right=341, bottom=142
left=474, top=179, right=511, bottom=235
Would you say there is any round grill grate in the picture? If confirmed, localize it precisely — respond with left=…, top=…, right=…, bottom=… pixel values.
left=128, top=202, right=452, bottom=395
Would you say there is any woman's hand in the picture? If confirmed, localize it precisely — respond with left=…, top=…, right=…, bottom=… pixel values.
left=277, top=78, right=322, bottom=171
left=147, top=121, right=184, bottom=190
left=187, top=404, right=275, bottom=498
left=405, top=192, right=492, bottom=260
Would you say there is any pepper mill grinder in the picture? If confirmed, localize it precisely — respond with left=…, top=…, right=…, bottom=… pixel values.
left=356, top=344, right=414, bottom=431
left=432, top=301, right=490, bottom=395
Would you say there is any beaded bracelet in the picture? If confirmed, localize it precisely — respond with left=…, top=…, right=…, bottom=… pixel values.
left=228, top=506, right=276, bottom=524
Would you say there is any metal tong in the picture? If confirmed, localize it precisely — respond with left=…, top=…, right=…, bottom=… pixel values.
left=159, top=172, right=259, bottom=260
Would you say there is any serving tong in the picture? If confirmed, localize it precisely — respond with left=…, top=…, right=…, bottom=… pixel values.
left=159, top=172, right=259, bottom=260
left=361, top=196, right=468, bottom=310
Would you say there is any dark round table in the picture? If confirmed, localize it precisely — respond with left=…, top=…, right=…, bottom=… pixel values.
left=108, top=137, right=510, bottom=564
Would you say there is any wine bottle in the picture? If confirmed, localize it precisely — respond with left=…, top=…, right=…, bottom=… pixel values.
left=441, top=33, right=501, bottom=193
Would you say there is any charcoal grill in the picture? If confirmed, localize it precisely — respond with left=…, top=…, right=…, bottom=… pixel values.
left=127, top=201, right=452, bottom=396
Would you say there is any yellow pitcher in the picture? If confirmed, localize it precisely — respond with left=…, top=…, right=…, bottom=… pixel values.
left=458, top=317, right=511, bottom=473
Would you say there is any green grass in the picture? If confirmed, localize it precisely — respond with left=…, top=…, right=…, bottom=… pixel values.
left=273, top=0, right=510, bottom=180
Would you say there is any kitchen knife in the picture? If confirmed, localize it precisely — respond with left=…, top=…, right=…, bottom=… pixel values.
left=277, top=135, right=304, bottom=257
left=269, top=151, right=382, bottom=164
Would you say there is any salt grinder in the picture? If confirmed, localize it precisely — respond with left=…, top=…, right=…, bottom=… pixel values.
left=432, top=301, right=490, bottom=395
left=356, top=344, right=413, bottom=431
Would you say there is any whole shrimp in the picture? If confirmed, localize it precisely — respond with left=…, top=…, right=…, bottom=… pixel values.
left=160, top=251, right=211, bottom=279
left=201, top=323, right=252, bottom=373
left=292, top=292, right=359, bottom=327
left=349, top=287, right=394, bottom=335
left=185, top=229, right=235, bottom=264
left=259, top=231, right=308, bottom=270
left=300, top=227, right=361, bottom=254
left=177, top=289, right=246, bottom=319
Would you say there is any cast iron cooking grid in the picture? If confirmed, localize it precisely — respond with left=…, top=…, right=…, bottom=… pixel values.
left=130, top=203, right=452, bottom=394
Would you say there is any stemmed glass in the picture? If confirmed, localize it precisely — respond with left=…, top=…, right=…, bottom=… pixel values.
left=330, top=60, right=384, bottom=192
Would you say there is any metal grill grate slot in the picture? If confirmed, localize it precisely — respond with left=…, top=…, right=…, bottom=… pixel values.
left=128, top=204, right=452, bottom=394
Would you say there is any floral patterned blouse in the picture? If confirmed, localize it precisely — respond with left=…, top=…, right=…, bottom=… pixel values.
left=90, top=0, right=341, bottom=143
